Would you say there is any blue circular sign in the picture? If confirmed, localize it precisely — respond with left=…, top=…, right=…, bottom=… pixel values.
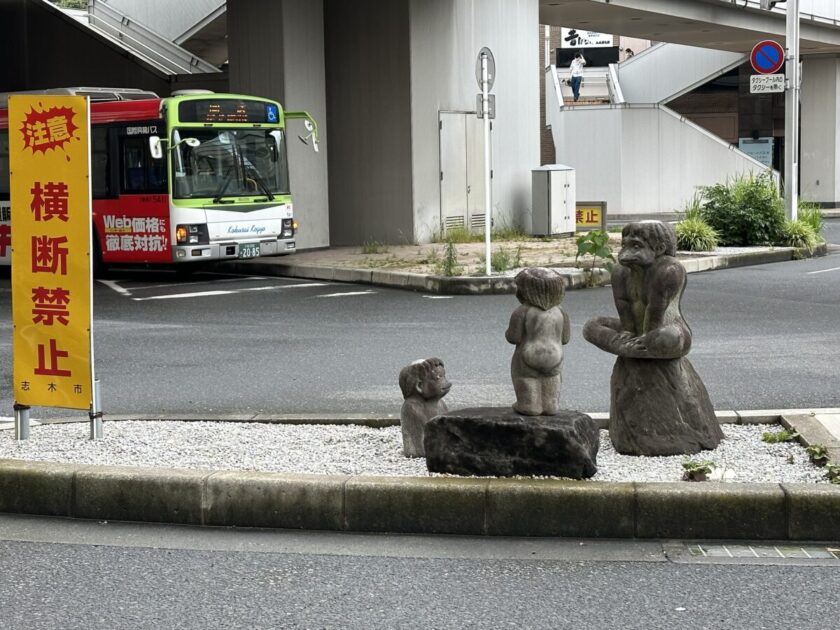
left=750, top=40, right=785, bottom=74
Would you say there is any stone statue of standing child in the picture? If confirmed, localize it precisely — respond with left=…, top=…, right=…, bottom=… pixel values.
left=506, top=268, right=570, bottom=416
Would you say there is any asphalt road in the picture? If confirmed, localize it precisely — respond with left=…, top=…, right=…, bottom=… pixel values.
left=0, top=514, right=838, bottom=630
left=1, top=220, right=839, bottom=419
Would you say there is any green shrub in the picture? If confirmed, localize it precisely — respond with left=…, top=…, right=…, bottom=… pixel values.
left=682, top=192, right=704, bottom=220
left=798, top=202, right=824, bottom=240
left=479, top=245, right=524, bottom=272
left=805, top=444, right=830, bottom=466
left=434, top=238, right=463, bottom=276
left=492, top=225, right=529, bottom=241
left=779, top=219, right=818, bottom=250
left=761, top=428, right=799, bottom=443
left=439, top=226, right=478, bottom=244
left=700, top=172, right=785, bottom=246
left=361, top=239, right=388, bottom=254
left=675, top=217, right=718, bottom=252
left=681, top=459, right=716, bottom=481
left=433, top=223, right=529, bottom=244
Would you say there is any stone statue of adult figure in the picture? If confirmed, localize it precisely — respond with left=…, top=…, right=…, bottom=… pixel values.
left=583, top=221, right=723, bottom=456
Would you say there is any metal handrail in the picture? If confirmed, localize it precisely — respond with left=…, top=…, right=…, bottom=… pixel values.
left=88, top=0, right=219, bottom=74
left=607, top=63, right=625, bottom=104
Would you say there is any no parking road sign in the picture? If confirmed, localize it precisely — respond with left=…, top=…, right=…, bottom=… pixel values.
left=750, top=40, right=785, bottom=74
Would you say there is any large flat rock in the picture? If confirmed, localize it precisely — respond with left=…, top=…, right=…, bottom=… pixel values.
left=424, top=407, right=599, bottom=479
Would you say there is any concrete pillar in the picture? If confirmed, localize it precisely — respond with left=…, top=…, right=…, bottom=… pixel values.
left=227, top=0, right=330, bottom=249
left=324, top=0, right=414, bottom=247
left=409, top=0, right=540, bottom=242
left=800, top=56, right=840, bottom=207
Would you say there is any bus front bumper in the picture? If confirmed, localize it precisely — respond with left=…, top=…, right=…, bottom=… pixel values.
left=173, top=238, right=296, bottom=261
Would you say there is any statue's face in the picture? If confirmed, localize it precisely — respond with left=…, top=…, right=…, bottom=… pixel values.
left=419, top=365, right=451, bottom=400
left=618, top=233, right=657, bottom=268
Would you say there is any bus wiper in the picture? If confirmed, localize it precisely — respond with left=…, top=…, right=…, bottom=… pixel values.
left=212, top=168, right=235, bottom=204
left=249, top=170, right=275, bottom=201
left=239, top=151, right=275, bottom=202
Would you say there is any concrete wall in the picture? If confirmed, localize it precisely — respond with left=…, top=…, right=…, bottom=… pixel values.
left=0, top=0, right=170, bottom=95
left=228, top=0, right=330, bottom=250
left=409, top=0, right=539, bottom=241
left=550, top=98, right=769, bottom=216
left=618, top=43, right=745, bottom=105
left=801, top=56, right=840, bottom=207
left=324, top=0, right=414, bottom=246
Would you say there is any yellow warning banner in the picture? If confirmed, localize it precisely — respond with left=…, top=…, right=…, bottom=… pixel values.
left=10, top=95, right=93, bottom=410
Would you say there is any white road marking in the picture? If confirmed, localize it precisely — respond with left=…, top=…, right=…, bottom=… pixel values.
left=130, top=283, right=331, bottom=301
left=130, top=277, right=255, bottom=291
left=242, top=283, right=328, bottom=291
left=133, top=290, right=235, bottom=301
left=422, top=295, right=454, bottom=299
left=807, top=265, right=840, bottom=275
left=316, top=290, right=376, bottom=298
left=97, top=279, right=132, bottom=296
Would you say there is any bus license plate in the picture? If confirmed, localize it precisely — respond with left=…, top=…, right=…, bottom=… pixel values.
left=238, top=243, right=260, bottom=259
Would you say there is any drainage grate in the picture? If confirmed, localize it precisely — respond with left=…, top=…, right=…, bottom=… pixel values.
left=687, top=544, right=840, bottom=560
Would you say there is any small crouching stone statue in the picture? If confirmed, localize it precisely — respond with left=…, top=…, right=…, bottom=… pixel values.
left=583, top=221, right=724, bottom=456
left=398, top=358, right=451, bottom=457
left=506, top=268, right=571, bottom=416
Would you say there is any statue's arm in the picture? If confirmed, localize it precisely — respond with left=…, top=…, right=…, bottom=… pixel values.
left=643, top=261, right=685, bottom=331
left=560, top=306, right=571, bottom=345
left=611, top=266, right=635, bottom=334
left=505, top=305, right=527, bottom=344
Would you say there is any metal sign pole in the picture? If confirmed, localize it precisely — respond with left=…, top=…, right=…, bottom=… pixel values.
left=784, top=0, right=800, bottom=220
left=13, top=403, right=30, bottom=440
left=482, top=52, right=492, bottom=276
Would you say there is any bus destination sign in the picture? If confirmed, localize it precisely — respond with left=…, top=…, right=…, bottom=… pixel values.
left=178, top=99, right=280, bottom=124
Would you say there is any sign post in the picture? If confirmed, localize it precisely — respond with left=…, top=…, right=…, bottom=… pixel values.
left=476, top=47, right=495, bottom=276
left=749, top=32, right=797, bottom=219
left=9, top=95, right=98, bottom=439
left=784, top=0, right=800, bottom=220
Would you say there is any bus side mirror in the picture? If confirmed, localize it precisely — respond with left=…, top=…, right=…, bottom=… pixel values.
left=288, top=111, right=320, bottom=154
left=149, top=136, right=163, bottom=160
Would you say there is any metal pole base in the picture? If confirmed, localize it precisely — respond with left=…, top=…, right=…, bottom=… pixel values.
left=89, top=378, right=103, bottom=440
left=14, top=403, right=31, bottom=441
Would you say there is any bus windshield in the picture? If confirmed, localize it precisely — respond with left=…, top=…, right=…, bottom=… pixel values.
left=171, top=128, right=290, bottom=200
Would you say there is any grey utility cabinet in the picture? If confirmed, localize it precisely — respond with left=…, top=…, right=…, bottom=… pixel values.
left=531, top=164, right=575, bottom=236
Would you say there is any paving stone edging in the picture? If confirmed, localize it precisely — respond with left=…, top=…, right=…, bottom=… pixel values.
left=2, top=409, right=839, bottom=540
left=222, top=244, right=826, bottom=295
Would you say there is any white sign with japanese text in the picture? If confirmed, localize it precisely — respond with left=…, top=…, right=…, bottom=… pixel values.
left=750, top=74, right=785, bottom=94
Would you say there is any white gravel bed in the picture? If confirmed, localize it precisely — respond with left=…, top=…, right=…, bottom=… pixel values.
left=0, top=421, right=829, bottom=483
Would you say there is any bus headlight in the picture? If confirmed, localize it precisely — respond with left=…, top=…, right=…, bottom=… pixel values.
left=176, top=224, right=209, bottom=245
left=281, top=218, right=295, bottom=238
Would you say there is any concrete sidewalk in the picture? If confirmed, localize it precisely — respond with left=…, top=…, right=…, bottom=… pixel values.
left=1, top=409, right=838, bottom=541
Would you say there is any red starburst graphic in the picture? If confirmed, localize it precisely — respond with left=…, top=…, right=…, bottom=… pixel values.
left=19, top=106, right=78, bottom=154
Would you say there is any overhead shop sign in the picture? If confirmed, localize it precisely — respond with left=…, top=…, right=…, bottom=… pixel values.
left=9, top=95, right=94, bottom=411
left=561, top=28, right=613, bottom=48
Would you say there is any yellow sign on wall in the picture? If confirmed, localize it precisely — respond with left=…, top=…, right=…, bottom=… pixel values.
left=9, top=95, right=93, bottom=410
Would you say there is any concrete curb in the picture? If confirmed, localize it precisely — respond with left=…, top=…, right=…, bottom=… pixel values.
left=221, top=244, right=826, bottom=295
left=1, top=459, right=838, bottom=540
left=2, top=409, right=839, bottom=540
